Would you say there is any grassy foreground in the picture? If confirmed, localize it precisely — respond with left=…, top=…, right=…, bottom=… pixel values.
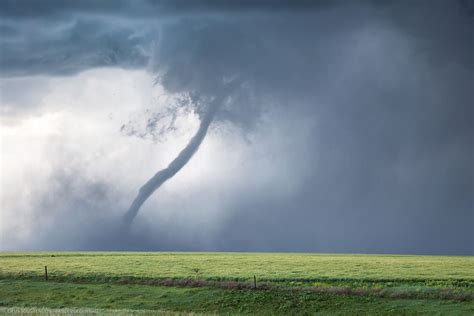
left=0, top=252, right=473, bottom=315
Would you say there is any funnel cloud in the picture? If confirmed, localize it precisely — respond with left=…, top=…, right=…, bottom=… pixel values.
left=123, top=81, right=240, bottom=227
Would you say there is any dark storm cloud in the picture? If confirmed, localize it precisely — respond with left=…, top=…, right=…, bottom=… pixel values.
left=0, top=17, right=151, bottom=76
left=0, top=0, right=339, bottom=77
left=1, top=0, right=472, bottom=254
left=0, top=0, right=334, bottom=18
left=1, top=0, right=471, bottom=76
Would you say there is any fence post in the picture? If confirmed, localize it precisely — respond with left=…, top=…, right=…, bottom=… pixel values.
left=44, top=266, right=48, bottom=281
left=253, top=275, right=257, bottom=289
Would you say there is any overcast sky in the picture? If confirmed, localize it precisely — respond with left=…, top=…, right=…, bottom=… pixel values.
left=0, top=0, right=473, bottom=254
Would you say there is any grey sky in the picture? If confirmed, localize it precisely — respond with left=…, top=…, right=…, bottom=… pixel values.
left=0, top=0, right=472, bottom=254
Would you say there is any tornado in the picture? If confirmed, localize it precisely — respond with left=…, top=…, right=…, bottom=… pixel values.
left=123, top=83, right=237, bottom=228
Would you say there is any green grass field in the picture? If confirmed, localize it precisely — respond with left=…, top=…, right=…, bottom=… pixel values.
left=0, top=252, right=473, bottom=315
